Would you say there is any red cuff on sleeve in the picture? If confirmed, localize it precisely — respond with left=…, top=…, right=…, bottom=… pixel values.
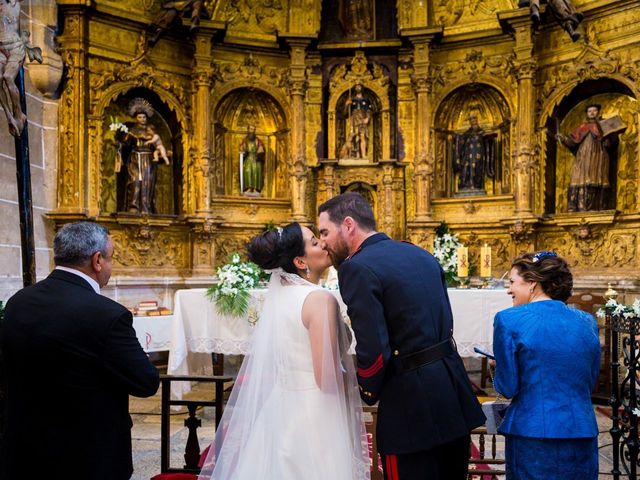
left=357, top=354, right=384, bottom=378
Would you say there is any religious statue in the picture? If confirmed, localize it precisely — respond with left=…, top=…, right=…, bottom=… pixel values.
left=338, top=0, right=373, bottom=40
left=116, top=98, right=170, bottom=214
left=524, top=0, right=583, bottom=42
left=148, top=0, right=211, bottom=46
left=453, top=115, right=496, bottom=194
left=240, top=125, right=265, bottom=195
left=556, top=104, right=626, bottom=212
left=0, top=0, right=42, bottom=137
left=340, top=84, right=370, bottom=160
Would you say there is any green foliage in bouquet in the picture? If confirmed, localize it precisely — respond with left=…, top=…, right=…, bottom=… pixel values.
left=206, top=253, right=267, bottom=317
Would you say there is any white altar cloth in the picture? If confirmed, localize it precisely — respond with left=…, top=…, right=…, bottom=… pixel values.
left=167, top=288, right=513, bottom=399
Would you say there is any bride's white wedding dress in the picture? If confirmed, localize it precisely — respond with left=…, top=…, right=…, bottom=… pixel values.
left=198, top=269, right=370, bottom=480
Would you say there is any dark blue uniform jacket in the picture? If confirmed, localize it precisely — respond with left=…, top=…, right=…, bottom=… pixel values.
left=338, top=233, right=485, bottom=454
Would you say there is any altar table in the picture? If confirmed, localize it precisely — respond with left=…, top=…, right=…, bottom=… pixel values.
left=132, top=314, right=173, bottom=353
left=167, top=288, right=513, bottom=399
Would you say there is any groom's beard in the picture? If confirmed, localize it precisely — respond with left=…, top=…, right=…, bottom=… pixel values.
left=328, top=239, right=350, bottom=268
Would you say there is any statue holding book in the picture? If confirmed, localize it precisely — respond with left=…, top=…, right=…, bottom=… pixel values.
left=556, top=103, right=626, bottom=212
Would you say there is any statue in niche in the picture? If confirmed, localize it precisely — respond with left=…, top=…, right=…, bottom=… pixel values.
left=0, top=0, right=42, bottom=137
left=523, top=0, right=583, bottom=41
left=116, top=98, right=171, bottom=214
left=556, top=104, right=626, bottom=212
left=339, top=0, right=374, bottom=40
left=453, top=115, right=496, bottom=194
left=339, top=84, right=371, bottom=160
left=240, top=125, right=265, bottom=195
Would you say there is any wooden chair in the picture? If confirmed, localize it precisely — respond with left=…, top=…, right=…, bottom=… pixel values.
left=363, top=405, right=384, bottom=480
left=151, top=374, right=232, bottom=480
left=467, top=426, right=506, bottom=479
left=364, top=405, right=505, bottom=479
left=567, top=292, right=608, bottom=404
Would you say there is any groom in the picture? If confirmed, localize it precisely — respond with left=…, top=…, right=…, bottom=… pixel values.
left=318, top=193, right=485, bottom=480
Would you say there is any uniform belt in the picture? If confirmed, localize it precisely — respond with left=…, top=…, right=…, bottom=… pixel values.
left=396, top=338, right=455, bottom=372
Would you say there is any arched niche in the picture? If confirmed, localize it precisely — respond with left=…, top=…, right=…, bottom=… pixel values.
left=433, top=83, right=512, bottom=198
left=342, top=181, right=377, bottom=219
left=100, top=88, right=183, bottom=215
left=212, top=88, right=288, bottom=198
left=335, top=86, right=383, bottom=161
left=326, top=52, right=393, bottom=162
left=542, top=78, right=638, bottom=214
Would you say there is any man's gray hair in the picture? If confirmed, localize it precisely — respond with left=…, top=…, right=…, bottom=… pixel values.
left=53, top=222, right=110, bottom=266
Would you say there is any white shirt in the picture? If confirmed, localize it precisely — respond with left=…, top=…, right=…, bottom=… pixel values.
left=55, top=266, right=101, bottom=294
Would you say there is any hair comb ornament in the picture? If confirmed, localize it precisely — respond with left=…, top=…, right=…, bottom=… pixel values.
left=532, top=251, right=557, bottom=263
left=276, top=227, right=283, bottom=238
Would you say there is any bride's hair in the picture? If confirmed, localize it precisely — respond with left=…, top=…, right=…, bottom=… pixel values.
left=247, top=223, right=305, bottom=275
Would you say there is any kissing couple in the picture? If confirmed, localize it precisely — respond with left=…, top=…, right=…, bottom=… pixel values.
left=198, top=192, right=485, bottom=480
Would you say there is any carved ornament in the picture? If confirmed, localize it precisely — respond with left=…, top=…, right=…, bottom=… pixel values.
left=214, top=54, right=286, bottom=89
left=509, top=219, right=534, bottom=244
left=328, top=51, right=390, bottom=110
left=89, top=59, right=191, bottom=113
left=220, top=0, right=285, bottom=35
left=429, top=50, right=515, bottom=98
left=540, top=46, right=640, bottom=117
left=110, top=228, right=189, bottom=269
left=463, top=201, right=479, bottom=215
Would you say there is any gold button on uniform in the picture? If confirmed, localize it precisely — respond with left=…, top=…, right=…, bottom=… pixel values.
left=393, top=350, right=400, bottom=356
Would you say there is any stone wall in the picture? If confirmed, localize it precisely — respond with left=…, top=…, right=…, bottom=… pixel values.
left=0, top=1, right=61, bottom=302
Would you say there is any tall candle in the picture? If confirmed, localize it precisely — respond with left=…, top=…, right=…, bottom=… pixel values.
left=457, top=246, right=468, bottom=278
left=480, top=243, right=492, bottom=278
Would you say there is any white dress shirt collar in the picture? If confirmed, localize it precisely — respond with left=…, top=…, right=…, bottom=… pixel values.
left=55, top=266, right=101, bottom=294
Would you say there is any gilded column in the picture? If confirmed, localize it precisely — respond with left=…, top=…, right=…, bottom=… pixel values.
left=511, top=20, right=537, bottom=216
left=192, top=32, right=214, bottom=215
left=285, top=38, right=310, bottom=222
left=409, top=33, right=437, bottom=221
left=55, top=4, right=88, bottom=214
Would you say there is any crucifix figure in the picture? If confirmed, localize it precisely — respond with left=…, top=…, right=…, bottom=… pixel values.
left=0, top=0, right=41, bottom=137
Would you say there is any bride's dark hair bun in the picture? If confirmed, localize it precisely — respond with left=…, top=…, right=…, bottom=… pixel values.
left=247, top=223, right=305, bottom=274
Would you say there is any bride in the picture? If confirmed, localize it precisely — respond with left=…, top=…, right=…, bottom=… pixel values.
left=198, top=223, right=370, bottom=480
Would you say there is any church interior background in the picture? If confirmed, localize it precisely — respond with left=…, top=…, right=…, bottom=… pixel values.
left=2, top=0, right=640, bottom=307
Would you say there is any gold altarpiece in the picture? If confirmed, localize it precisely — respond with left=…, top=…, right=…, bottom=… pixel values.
left=48, top=0, right=640, bottom=292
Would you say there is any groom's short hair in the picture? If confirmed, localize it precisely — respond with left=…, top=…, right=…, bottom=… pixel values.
left=318, top=192, right=376, bottom=231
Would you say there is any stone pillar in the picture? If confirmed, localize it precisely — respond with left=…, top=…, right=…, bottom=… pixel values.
left=285, top=38, right=311, bottom=222
left=191, top=32, right=215, bottom=215
left=56, top=3, right=89, bottom=213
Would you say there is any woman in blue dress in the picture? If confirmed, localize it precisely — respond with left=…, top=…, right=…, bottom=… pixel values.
left=493, top=251, right=600, bottom=480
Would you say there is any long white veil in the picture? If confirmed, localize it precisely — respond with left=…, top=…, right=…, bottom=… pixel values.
left=198, top=268, right=370, bottom=479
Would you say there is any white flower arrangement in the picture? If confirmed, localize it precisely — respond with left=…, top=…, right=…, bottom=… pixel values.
left=109, top=121, right=128, bottom=133
left=433, top=222, right=462, bottom=285
left=207, top=253, right=266, bottom=317
left=596, top=298, right=640, bottom=320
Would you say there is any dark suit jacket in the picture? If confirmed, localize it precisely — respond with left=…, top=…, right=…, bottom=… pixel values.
left=1, top=269, right=160, bottom=480
left=338, top=233, right=485, bottom=454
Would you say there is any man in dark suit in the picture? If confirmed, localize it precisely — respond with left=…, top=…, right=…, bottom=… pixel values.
left=318, top=193, right=485, bottom=480
left=1, top=222, right=160, bottom=480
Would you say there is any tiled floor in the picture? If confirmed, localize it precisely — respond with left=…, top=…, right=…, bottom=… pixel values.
left=129, top=358, right=622, bottom=480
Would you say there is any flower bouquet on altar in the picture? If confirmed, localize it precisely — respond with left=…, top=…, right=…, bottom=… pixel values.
left=433, top=222, right=464, bottom=287
left=207, top=253, right=267, bottom=317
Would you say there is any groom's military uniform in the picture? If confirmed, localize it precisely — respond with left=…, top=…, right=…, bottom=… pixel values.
left=339, top=233, right=485, bottom=479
